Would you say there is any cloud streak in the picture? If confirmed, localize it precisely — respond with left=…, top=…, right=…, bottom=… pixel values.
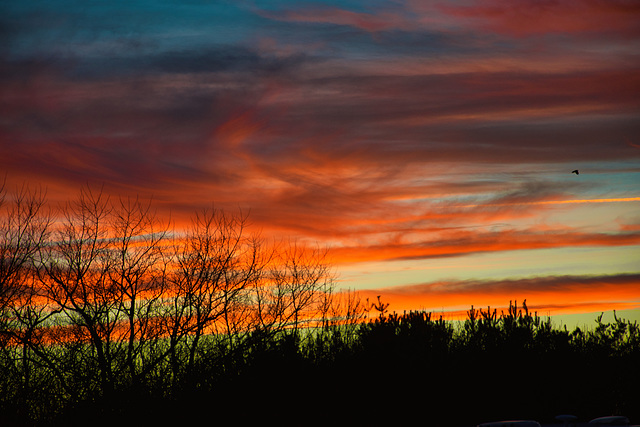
left=359, top=273, right=640, bottom=317
left=456, top=197, right=640, bottom=208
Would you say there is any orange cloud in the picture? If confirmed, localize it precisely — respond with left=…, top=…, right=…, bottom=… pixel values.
left=359, top=273, right=640, bottom=318
left=330, top=228, right=640, bottom=264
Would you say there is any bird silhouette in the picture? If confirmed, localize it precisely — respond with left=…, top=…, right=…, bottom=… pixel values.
left=572, top=170, right=579, bottom=175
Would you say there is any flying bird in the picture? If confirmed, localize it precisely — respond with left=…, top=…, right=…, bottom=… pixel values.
left=572, top=170, right=579, bottom=175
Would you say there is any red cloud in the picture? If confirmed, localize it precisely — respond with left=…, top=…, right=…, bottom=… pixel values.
left=439, top=0, right=640, bottom=38
left=261, top=7, right=409, bottom=32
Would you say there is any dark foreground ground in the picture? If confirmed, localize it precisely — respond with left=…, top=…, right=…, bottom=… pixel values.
left=3, top=308, right=638, bottom=427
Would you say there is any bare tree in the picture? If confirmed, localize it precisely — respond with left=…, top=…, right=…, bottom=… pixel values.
left=322, top=288, right=367, bottom=333
left=105, top=196, right=170, bottom=386
left=0, top=185, right=52, bottom=331
left=248, top=241, right=335, bottom=342
left=39, top=186, right=119, bottom=396
left=165, top=208, right=268, bottom=378
left=0, top=184, right=70, bottom=415
left=0, top=185, right=350, bottom=419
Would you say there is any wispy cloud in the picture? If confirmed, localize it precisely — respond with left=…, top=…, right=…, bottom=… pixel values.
left=456, top=197, right=640, bottom=208
left=331, top=229, right=640, bottom=264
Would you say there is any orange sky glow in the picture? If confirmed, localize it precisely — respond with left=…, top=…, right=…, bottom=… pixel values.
left=2, top=0, right=639, bottom=327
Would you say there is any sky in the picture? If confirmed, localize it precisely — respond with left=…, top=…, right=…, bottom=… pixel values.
left=2, top=0, right=639, bottom=327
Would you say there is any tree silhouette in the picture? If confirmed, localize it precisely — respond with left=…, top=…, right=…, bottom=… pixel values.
left=165, top=208, right=265, bottom=381
left=1, top=182, right=638, bottom=427
left=371, top=295, right=389, bottom=317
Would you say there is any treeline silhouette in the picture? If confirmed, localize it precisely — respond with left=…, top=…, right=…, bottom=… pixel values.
left=1, top=185, right=638, bottom=426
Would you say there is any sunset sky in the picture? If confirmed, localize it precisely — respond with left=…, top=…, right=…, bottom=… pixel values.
left=2, top=0, right=639, bottom=326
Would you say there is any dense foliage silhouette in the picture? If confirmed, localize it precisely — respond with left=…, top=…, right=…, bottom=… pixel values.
left=1, top=185, right=638, bottom=426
